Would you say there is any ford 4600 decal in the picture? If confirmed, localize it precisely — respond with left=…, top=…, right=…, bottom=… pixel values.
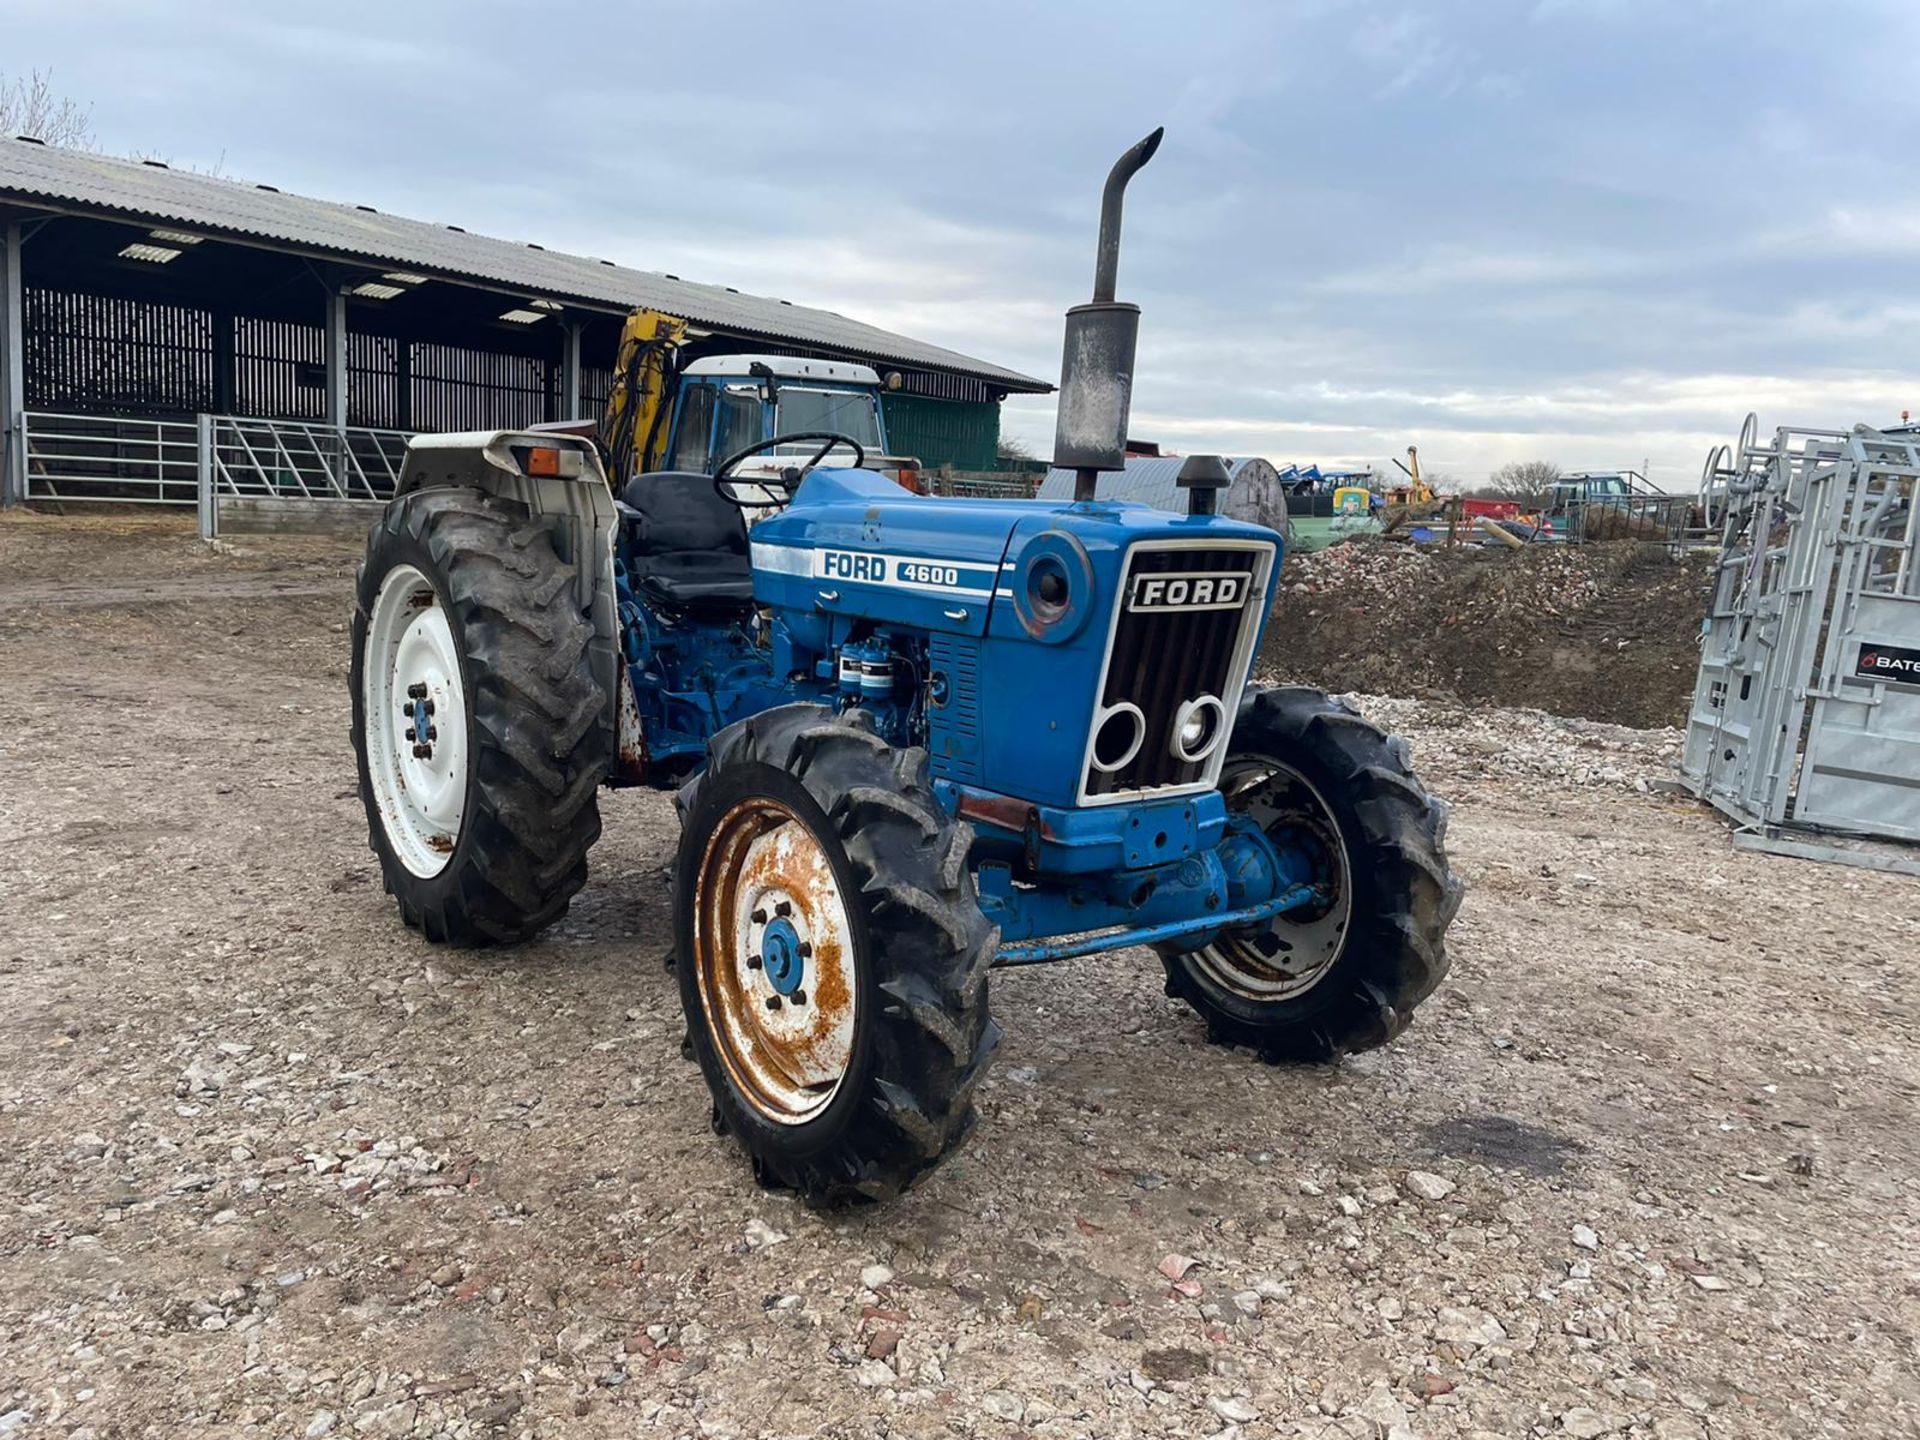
left=817, top=549, right=997, bottom=596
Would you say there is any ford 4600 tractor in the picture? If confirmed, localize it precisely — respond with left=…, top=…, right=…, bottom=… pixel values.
left=350, top=131, right=1462, bottom=1204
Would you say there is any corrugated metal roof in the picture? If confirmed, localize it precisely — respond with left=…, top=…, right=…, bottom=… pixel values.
left=0, top=137, right=1049, bottom=393
left=1036, top=455, right=1278, bottom=509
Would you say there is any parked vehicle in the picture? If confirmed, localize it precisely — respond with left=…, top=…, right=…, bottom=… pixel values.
left=348, top=132, right=1462, bottom=1203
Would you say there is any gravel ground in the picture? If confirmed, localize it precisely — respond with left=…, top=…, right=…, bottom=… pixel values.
left=3, top=516, right=1918, bottom=1440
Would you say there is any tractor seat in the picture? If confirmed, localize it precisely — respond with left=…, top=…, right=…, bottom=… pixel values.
left=618, top=471, right=756, bottom=613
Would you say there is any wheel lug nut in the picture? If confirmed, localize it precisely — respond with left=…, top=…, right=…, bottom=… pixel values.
left=408, top=682, right=428, bottom=699
left=764, top=994, right=782, bottom=1011
left=750, top=908, right=768, bottom=925
left=746, top=953, right=762, bottom=970
left=792, top=989, right=807, bottom=1007
left=412, top=744, right=430, bottom=759
left=426, top=726, right=438, bottom=741
left=775, top=900, right=792, bottom=918
left=796, top=941, right=812, bottom=959
left=423, top=699, right=435, bottom=715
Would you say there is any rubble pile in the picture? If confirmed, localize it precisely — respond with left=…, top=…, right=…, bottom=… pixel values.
left=1262, top=539, right=1715, bottom=728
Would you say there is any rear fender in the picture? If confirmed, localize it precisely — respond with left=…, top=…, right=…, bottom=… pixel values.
left=394, top=431, right=639, bottom=777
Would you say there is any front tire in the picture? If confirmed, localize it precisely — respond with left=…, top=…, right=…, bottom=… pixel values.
left=674, top=706, right=999, bottom=1206
left=350, top=487, right=612, bottom=945
left=1159, top=685, right=1462, bottom=1060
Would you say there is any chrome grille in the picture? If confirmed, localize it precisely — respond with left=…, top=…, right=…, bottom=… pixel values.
left=1084, top=544, right=1267, bottom=800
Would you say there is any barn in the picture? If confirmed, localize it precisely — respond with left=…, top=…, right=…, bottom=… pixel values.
left=0, top=136, right=1047, bottom=508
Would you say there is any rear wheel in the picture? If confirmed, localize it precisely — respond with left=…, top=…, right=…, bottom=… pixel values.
left=1159, top=685, right=1462, bottom=1060
left=675, top=706, right=998, bottom=1205
left=351, top=487, right=612, bottom=944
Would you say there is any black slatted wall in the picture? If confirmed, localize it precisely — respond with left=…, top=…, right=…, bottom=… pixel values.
left=24, top=290, right=214, bottom=416
left=409, top=343, right=553, bottom=432
left=22, top=288, right=584, bottom=433
left=19, top=282, right=1002, bottom=437
left=234, top=315, right=325, bottom=421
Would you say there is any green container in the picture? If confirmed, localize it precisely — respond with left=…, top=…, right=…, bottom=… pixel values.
left=881, top=395, right=1000, bottom=472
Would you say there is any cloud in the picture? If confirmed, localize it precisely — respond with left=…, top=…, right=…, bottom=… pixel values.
left=1310, top=246, right=1652, bottom=295
left=7, top=0, right=1918, bottom=487
left=1348, top=10, right=1468, bottom=96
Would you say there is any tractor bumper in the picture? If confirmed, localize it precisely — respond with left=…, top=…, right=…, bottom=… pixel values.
left=936, top=782, right=1229, bottom=876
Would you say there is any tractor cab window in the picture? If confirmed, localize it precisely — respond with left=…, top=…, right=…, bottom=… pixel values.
left=713, top=387, right=765, bottom=470
left=669, top=383, right=715, bottom=472
left=774, top=387, right=882, bottom=455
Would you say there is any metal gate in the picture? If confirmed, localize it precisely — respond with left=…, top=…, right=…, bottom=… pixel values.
left=21, top=411, right=201, bottom=503
left=207, top=414, right=410, bottom=501
left=199, top=414, right=411, bottom=538
left=1683, top=419, right=1920, bottom=866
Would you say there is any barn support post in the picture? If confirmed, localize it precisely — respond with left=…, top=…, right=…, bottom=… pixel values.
left=323, top=287, right=348, bottom=488
left=211, top=306, right=236, bottom=416
left=0, top=221, right=24, bottom=507
left=324, top=287, right=348, bottom=428
left=395, top=340, right=413, bottom=432
left=561, top=321, right=582, bottom=423
left=196, top=413, right=215, bottom=541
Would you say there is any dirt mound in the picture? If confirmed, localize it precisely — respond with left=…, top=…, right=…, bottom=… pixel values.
left=1259, top=539, right=1714, bottom=728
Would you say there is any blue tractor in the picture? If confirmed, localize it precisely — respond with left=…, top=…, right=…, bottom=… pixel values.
left=350, top=131, right=1462, bottom=1203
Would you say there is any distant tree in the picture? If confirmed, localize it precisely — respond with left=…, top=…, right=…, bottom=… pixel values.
left=0, top=69, right=93, bottom=147
left=1476, top=459, right=1561, bottom=505
left=996, top=432, right=1036, bottom=464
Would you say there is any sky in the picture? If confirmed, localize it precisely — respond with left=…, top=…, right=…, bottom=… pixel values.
left=8, top=0, right=1920, bottom=488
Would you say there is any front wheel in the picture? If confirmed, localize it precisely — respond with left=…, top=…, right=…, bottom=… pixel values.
left=674, top=706, right=999, bottom=1206
left=1158, top=685, right=1463, bottom=1061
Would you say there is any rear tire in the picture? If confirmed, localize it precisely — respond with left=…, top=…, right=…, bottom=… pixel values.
left=1158, top=685, right=1462, bottom=1060
left=350, top=487, right=612, bottom=945
left=674, top=705, right=999, bottom=1206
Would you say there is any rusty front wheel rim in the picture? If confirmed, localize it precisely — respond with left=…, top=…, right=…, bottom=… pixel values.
left=694, top=797, right=858, bottom=1126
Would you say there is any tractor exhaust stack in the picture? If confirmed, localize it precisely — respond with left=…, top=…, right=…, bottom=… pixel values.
left=1054, top=127, right=1164, bottom=502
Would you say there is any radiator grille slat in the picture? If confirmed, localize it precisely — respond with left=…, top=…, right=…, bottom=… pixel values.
left=928, top=632, right=983, bottom=783
left=1086, top=546, right=1265, bottom=798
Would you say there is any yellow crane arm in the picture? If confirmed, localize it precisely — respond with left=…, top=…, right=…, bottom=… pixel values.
left=1387, top=445, right=1435, bottom=506
left=1389, top=446, right=1434, bottom=505
left=599, top=309, right=689, bottom=485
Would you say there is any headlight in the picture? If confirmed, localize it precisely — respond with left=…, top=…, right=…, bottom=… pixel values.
left=1169, top=695, right=1227, bottom=764
left=1009, top=530, right=1095, bottom=645
left=1027, top=555, right=1071, bottom=618
left=1089, top=702, right=1147, bottom=774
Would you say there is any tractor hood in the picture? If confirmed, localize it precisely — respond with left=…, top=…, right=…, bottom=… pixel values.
left=747, top=465, right=1281, bottom=639
left=748, top=467, right=1037, bottom=636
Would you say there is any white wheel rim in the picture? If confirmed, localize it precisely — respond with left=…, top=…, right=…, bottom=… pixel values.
left=363, top=563, right=469, bottom=878
left=1189, top=756, right=1354, bottom=1002
left=694, top=797, right=859, bottom=1126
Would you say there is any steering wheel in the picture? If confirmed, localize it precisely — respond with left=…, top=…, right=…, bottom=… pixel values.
left=712, top=431, right=867, bottom=508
